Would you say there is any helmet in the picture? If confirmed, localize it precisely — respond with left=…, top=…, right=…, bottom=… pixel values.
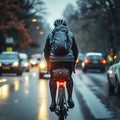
left=54, top=19, right=67, bottom=27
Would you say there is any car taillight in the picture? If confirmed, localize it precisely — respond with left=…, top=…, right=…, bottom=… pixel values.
left=84, top=59, right=91, bottom=64
left=100, top=59, right=106, bottom=64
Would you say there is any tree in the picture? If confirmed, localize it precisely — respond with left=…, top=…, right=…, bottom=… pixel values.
left=63, top=0, right=120, bottom=53
left=0, top=0, right=48, bottom=51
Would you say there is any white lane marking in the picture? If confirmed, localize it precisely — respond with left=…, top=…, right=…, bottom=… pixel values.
left=72, top=73, right=113, bottom=119
left=67, top=88, right=85, bottom=120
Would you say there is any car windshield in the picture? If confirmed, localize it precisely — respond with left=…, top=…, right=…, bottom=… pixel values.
left=0, top=54, right=18, bottom=59
left=78, top=54, right=85, bottom=59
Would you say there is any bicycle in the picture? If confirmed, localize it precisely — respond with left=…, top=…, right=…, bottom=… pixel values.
left=52, top=68, right=70, bottom=120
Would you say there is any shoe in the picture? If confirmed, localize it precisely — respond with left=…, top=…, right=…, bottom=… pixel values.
left=49, top=102, right=56, bottom=112
left=68, top=98, right=74, bottom=108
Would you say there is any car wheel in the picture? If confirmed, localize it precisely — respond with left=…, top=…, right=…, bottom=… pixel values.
left=17, top=70, right=22, bottom=76
left=107, top=75, right=114, bottom=94
left=108, top=81, right=114, bottom=94
left=114, top=75, right=120, bottom=94
left=26, top=69, right=29, bottom=72
left=83, top=68, right=87, bottom=73
left=39, top=73, right=44, bottom=79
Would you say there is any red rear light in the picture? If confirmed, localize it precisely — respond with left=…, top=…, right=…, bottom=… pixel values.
left=84, top=59, right=91, bottom=64
left=59, top=80, right=65, bottom=86
left=100, top=59, right=106, bottom=64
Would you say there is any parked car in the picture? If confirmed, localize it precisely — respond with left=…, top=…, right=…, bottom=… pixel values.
left=76, top=53, right=85, bottom=67
left=0, top=51, right=22, bottom=76
left=19, top=53, right=30, bottom=72
left=38, top=55, right=48, bottom=78
left=107, top=61, right=120, bottom=94
left=81, top=52, right=107, bottom=72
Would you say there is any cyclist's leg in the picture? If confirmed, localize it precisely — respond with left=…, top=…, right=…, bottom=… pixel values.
left=49, top=78, right=57, bottom=111
left=49, top=63, right=57, bottom=111
left=65, top=62, right=75, bottom=108
left=66, top=76, right=74, bottom=108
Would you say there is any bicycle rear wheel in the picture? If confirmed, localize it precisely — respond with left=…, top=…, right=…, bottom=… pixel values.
left=59, top=111, right=64, bottom=120
left=58, top=87, right=66, bottom=120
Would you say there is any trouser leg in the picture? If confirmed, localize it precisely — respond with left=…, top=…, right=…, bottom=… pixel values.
left=66, top=76, right=73, bottom=99
left=66, top=76, right=74, bottom=108
left=49, top=77, right=57, bottom=102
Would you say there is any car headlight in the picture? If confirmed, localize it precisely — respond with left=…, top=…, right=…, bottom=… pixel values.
left=0, top=62, right=2, bottom=67
left=30, top=60, right=36, bottom=65
left=108, top=70, right=114, bottom=75
left=39, top=62, right=46, bottom=69
left=24, top=62, right=29, bottom=67
left=12, top=61, right=19, bottom=66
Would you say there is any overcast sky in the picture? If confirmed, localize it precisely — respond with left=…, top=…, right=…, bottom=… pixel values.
left=43, top=0, right=77, bottom=28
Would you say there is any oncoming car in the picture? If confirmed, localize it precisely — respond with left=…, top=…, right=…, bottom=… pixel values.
left=38, top=56, right=48, bottom=78
left=81, top=52, right=107, bottom=72
left=0, top=51, right=22, bottom=76
left=29, top=53, right=41, bottom=67
left=76, top=53, right=85, bottom=68
left=19, top=53, right=30, bottom=72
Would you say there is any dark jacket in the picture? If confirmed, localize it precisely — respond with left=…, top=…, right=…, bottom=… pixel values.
left=44, top=29, right=78, bottom=66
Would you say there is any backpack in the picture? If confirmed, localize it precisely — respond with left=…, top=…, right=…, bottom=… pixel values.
left=50, top=25, right=72, bottom=56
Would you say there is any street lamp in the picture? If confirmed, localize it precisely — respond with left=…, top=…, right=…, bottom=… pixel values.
left=40, top=31, right=44, bottom=35
left=36, top=26, right=40, bottom=30
left=32, top=18, right=37, bottom=23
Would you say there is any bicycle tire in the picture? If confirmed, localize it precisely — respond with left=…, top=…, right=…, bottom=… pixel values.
left=59, top=111, right=64, bottom=120
left=58, top=86, right=65, bottom=120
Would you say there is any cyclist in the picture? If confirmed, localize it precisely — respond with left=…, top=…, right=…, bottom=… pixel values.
left=44, top=19, right=78, bottom=111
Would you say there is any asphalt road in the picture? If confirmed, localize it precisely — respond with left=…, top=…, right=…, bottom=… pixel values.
left=0, top=67, right=120, bottom=120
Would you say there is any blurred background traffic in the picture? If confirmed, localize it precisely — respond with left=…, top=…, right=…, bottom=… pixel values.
left=0, top=0, right=120, bottom=58
left=0, top=0, right=120, bottom=81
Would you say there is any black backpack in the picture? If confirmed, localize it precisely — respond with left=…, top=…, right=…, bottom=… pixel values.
left=50, top=25, right=72, bottom=56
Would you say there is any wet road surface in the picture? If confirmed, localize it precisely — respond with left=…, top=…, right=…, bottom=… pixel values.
left=0, top=67, right=120, bottom=120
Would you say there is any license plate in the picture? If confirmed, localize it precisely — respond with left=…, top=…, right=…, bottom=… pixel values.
left=4, top=67, right=10, bottom=70
left=92, top=60, right=98, bottom=63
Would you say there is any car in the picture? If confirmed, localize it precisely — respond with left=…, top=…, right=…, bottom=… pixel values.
left=31, top=53, right=41, bottom=60
left=81, top=52, right=107, bottom=72
left=0, top=51, right=22, bottom=76
left=38, top=55, right=48, bottom=78
left=29, top=58, right=40, bottom=67
left=107, top=61, right=120, bottom=94
left=19, top=53, right=30, bottom=72
left=29, top=54, right=41, bottom=67
left=76, top=53, right=85, bottom=68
